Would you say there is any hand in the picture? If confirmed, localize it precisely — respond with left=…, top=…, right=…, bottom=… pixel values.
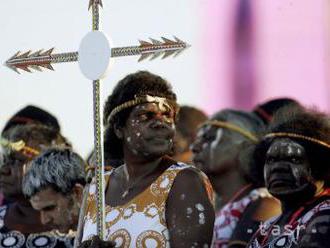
left=79, top=235, right=116, bottom=248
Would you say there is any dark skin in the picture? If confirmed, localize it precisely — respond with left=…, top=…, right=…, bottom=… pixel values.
left=264, top=138, right=316, bottom=208
left=192, top=124, right=248, bottom=204
left=191, top=121, right=280, bottom=247
left=81, top=102, right=215, bottom=248
left=258, top=138, right=329, bottom=247
left=0, top=150, right=52, bottom=234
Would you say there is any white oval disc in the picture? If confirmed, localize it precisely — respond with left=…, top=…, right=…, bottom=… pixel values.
left=78, top=31, right=112, bottom=80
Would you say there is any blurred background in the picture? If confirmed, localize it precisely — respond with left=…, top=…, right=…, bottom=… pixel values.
left=1, top=0, right=330, bottom=157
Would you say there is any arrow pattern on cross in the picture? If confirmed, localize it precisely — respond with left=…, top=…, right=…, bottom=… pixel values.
left=4, top=0, right=190, bottom=241
left=5, top=37, right=189, bottom=73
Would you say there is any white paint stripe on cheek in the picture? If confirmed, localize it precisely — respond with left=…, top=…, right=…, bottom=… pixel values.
left=210, top=129, right=223, bottom=170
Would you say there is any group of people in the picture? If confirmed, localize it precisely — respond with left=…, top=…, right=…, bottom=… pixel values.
left=1, top=70, right=329, bottom=247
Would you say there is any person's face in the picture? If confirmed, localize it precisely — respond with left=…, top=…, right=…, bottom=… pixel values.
left=0, top=151, right=27, bottom=198
left=264, top=138, right=315, bottom=200
left=30, top=187, right=81, bottom=233
left=191, top=123, right=243, bottom=174
left=119, top=102, right=176, bottom=159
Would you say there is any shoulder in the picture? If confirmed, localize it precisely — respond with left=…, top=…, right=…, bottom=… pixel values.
left=170, top=163, right=214, bottom=203
left=299, top=209, right=330, bottom=247
left=251, top=197, right=281, bottom=221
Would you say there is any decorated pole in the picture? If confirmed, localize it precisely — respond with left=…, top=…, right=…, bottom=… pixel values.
left=4, top=0, right=190, bottom=241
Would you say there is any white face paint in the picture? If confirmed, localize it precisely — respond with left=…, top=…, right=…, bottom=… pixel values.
left=198, top=212, right=205, bottom=225
left=195, top=203, right=205, bottom=212
left=287, top=145, right=293, bottom=155
left=210, top=128, right=224, bottom=169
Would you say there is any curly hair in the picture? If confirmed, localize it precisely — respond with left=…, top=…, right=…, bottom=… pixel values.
left=103, top=71, right=177, bottom=160
left=253, top=106, right=330, bottom=185
left=253, top=97, right=301, bottom=124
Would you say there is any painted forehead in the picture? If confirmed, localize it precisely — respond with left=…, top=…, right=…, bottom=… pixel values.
left=267, top=138, right=305, bottom=155
left=133, top=102, right=175, bottom=113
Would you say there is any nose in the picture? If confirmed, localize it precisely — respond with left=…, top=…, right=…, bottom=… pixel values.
left=40, top=211, right=53, bottom=225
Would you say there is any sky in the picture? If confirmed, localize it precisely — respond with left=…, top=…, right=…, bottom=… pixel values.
left=2, top=0, right=330, bottom=157
left=0, top=0, right=206, bottom=157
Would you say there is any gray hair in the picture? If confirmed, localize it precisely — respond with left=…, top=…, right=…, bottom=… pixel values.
left=23, top=148, right=86, bottom=197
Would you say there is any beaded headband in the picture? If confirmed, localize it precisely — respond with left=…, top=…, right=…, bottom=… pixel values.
left=0, top=137, right=40, bottom=158
left=107, top=94, right=178, bottom=124
left=264, top=132, right=330, bottom=149
left=202, top=120, right=259, bottom=143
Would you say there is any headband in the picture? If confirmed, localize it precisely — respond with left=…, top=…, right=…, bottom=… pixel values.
left=0, top=137, right=40, bottom=158
left=264, top=132, right=330, bottom=150
left=202, top=120, right=259, bottom=143
left=107, top=94, right=178, bottom=124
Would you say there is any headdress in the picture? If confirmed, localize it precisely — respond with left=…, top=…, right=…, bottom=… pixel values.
left=107, top=94, right=179, bottom=124
left=264, top=132, right=330, bottom=150
left=0, top=137, right=40, bottom=158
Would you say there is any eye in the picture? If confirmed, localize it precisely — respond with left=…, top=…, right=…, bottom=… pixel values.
left=164, top=110, right=174, bottom=118
left=266, top=157, right=275, bottom=164
left=138, top=112, right=154, bottom=121
left=203, top=133, right=215, bottom=142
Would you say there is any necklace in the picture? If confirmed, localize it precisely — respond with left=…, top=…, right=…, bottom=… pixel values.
left=119, top=162, right=159, bottom=199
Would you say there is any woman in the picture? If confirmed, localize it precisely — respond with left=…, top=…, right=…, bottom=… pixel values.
left=80, top=71, right=215, bottom=248
left=248, top=107, right=330, bottom=248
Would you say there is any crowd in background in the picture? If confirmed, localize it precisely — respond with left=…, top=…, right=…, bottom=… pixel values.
left=1, top=71, right=330, bottom=247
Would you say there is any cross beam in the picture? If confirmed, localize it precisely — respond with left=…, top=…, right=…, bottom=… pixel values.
left=5, top=0, right=189, bottom=240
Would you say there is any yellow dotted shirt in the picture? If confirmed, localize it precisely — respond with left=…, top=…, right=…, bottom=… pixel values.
left=81, top=163, right=213, bottom=248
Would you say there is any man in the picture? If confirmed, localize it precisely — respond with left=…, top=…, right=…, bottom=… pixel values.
left=23, top=148, right=86, bottom=235
left=191, top=109, right=281, bottom=247
left=80, top=71, right=215, bottom=248
left=248, top=107, right=330, bottom=248
left=0, top=124, right=71, bottom=247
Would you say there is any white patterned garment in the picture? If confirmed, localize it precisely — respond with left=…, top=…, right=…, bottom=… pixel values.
left=0, top=205, right=75, bottom=248
left=82, top=163, right=214, bottom=248
left=248, top=199, right=330, bottom=248
left=213, top=188, right=271, bottom=248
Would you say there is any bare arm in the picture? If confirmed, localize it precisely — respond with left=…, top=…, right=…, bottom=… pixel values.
left=229, top=197, right=281, bottom=247
left=166, top=168, right=215, bottom=248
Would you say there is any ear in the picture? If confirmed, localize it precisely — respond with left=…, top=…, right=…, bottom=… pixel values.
left=72, top=184, right=84, bottom=205
left=114, top=123, right=124, bottom=139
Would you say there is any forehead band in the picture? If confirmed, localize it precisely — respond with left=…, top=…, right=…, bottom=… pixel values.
left=202, top=120, right=259, bottom=143
left=264, top=132, right=330, bottom=149
left=107, top=94, right=178, bottom=124
left=0, top=137, right=40, bottom=158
